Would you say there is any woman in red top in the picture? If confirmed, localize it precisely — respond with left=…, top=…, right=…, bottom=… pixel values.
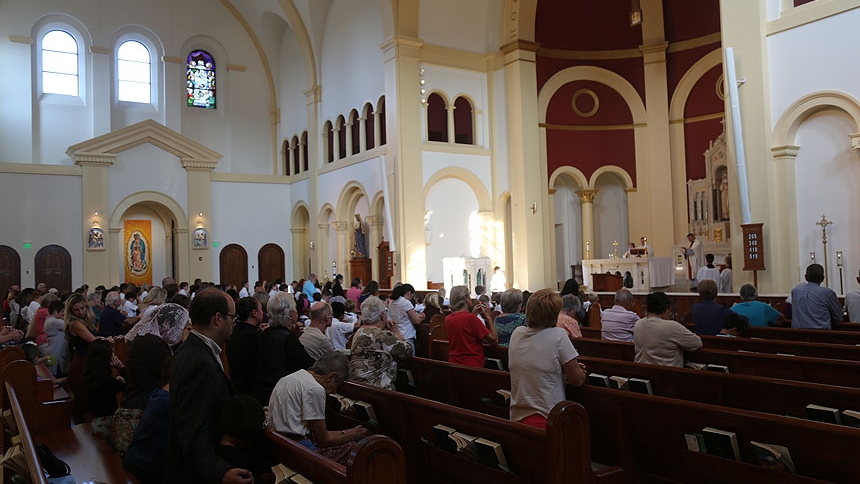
left=445, top=285, right=498, bottom=367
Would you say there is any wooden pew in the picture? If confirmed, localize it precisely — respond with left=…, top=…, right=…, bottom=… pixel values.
left=5, top=384, right=49, bottom=484
left=743, top=326, right=860, bottom=345
left=1, top=360, right=138, bottom=484
left=330, top=381, right=624, bottom=484
left=399, top=356, right=860, bottom=483
left=400, top=355, right=860, bottom=427
left=265, top=431, right=407, bottom=484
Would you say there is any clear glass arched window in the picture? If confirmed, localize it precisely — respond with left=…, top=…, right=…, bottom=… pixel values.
left=186, top=50, right=216, bottom=109
left=118, top=40, right=151, bottom=103
left=42, top=30, right=78, bottom=96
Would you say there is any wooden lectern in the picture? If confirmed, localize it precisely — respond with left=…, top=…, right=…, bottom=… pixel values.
left=349, top=258, right=372, bottom=290
left=592, top=273, right=623, bottom=292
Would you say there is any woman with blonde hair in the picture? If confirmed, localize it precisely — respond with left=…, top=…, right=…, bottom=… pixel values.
left=64, top=293, right=99, bottom=421
left=137, top=287, right=168, bottom=317
left=508, top=288, right=587, bottom=429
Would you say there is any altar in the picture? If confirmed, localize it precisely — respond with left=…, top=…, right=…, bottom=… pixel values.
left=582, top=257, right=675, bottom=291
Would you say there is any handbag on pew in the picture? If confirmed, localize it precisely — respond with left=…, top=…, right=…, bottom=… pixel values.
left=35, top=443, right=72, bottom=482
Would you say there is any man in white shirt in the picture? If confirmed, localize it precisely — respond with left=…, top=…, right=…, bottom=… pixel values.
left=327, top=301, right=357, bottom=350
left=300, top=301, right=336, bottom=361
left=238, top=280, right=250, bottom=298
left=634, top=292, right=702, bottom=367
left=123, top=289, right=139, bottom=317
left=845, top=272, right=860, bottom=322
left=639, top=236, right=653, bottom=257
left=600, top=289, right=640, bottom=342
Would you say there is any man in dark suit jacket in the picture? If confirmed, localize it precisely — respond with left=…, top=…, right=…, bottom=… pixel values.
left=692, top=280, right=748, bottom=336
left=167, top=288, right=252, bottom=484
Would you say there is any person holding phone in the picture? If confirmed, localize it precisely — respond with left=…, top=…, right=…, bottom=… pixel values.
left=445, top=285, right=498, bottom=368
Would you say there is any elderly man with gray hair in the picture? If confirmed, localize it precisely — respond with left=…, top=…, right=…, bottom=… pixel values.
left=556, top=294, right=582, bottom=339
left=600, top=289, right=640, bottom=342
left=730, top=284, right=784, bottom=327
left=253, top=291, right=313, bottom=405
left=349, top=296, right=412, bottom=389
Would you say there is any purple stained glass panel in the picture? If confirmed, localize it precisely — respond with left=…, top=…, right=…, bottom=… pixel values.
left=186, top=50, right=216, bottom=109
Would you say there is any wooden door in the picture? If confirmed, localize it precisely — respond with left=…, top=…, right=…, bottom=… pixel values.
left=219, top=244, right=247, bottom=289
left=258, top=243, right=285, bottom=284
left=0, top=246, right=21, bottom=293
left=34, top=245, right=71, bottom=293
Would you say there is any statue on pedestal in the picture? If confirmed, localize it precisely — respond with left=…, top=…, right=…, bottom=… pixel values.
left=353, top=214, right=367, bottom=258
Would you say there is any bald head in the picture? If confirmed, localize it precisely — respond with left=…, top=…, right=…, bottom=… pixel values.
left=309, top=301, right=333, bottom=329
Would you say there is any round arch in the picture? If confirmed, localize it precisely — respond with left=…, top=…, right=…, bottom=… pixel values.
left=669, top=49, right=722, bottom=121
left=773, top=90, right=860, bottom=147
left=110, top=191, right=187, bottom=231
left=318, top=203, right=335, bottom=222
left=549, top=166, right=589, bottom=190
left=291, top=202, right=311, bottom=228
left=423, top=167, right=493, bottom=212
left=589, top=165, right=634, bottom=190
left=335, top=181, right=371, bottom=222
left=275, top=1, right=317, bottom=88
left=538, top=66, right=646, bottom=124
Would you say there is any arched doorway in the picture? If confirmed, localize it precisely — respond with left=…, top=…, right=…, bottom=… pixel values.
left=0, top=246, right=21, bottom=293
left=35, top=245, right=72, bottom=293
left=219, top=244, right=248, bottom=288
left=258, top=244, right=285, bottom=284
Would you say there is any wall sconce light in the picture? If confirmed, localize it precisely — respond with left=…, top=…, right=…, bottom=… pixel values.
left=419, top=66, right=427, bottom=105
left=630, top=0, right=642, bottom=26
left=93, top=211, right=99, bottom=216
left=837, top=251, right=843, bottom=267
left=310, top=241, right=315, bottom=250
left=530, top=202, right=537, bottom=214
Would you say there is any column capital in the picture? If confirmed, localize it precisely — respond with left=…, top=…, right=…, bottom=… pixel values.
left=366, top=215, right=384, bottom=228
left=304, top=84, right=322, bottom=105
left=639, top=42, right=668, bottom=65
left=74, top=153, right=116, bottom=166
left=771, top=145, right=800, bottom=160
left=850, top=133, right=860, bottom=157
left=290, top=228, right=307, bottom=234
left=332, top=221, right=349, bottom=232
left=576, top=189, right=599, bottom=204
left=318, top=223, right=331, bottom=230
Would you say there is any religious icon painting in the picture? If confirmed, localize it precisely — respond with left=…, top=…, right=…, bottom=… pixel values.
left=86, top=228, right=105, bottom=251
left=124, top=220, right=152, bottom=285
left=192, top=228, right=208, bottom=249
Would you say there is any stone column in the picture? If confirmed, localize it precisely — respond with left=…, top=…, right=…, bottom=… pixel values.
left=319, top=222, right=333, bottom=280
left=366, top=215, right=385, bottom=282
left=345, top=121, right=354, bottom=157
left=333, top=125, right=342, bottom=161
left=287, top=143, right=295, bottom=176
left=291, top=228, right=308, bottom=279
left=577, top=189, right=599, bottom=260
left=359, top=116, right=368, bottom=152
left=304, top=85, right=322, bottom=274
left=502, top=39, right=549, bottom=290
left=446, top=105, right=456, bottom=143
left=332, top=221, right=349, bottom=278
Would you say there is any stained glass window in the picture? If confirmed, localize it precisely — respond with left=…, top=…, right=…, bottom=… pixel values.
left=186, top=50, right=216, bottom=109
left=42, top=30, right=78, bottom=96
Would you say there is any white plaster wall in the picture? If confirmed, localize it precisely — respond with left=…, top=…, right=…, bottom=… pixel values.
left=118, top=205, right=168, bottom=286
left=492, top=69, right=509, bottom=199
left=319, top=0, right=385, bottom=122
left=418, top=0, right=501, bottom=53
left=553, top=180, right=583, bottom=282
left=210, top=181, right=292, bottom=284
left=593, top=179, right=629, bottom=259
left=794, top=111, right=860, bottom=294
left=422, top=152, right=492, bottom=202
left=0, top=173, right=83, bottom=288
left=425, top=178, right=479, bottom=284
left=108, top=143, right=188, bottom=216
left=317, top=157, right=383, bottom=214
left=291, top=178, right=310, bottom=218
left=768, top=9, right=860, bottom=127
left=278, top=25, right=310, bottom=141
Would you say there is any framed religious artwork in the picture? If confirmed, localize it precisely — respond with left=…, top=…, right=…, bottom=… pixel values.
left=193, top=228, right=208, bottom=249
left=86, top=228, right=105, bottom=251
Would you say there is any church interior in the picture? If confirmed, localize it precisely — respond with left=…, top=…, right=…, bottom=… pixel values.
left=2, top=1, right=860, bottom=482
left=2, top=0, right=859, bottom=296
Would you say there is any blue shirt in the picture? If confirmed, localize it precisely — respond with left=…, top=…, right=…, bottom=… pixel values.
left=731, top=301, right=781, bottom=327
left=790, top=282, right=842, bottom=330
left=691, top=300, right=738, bottom=336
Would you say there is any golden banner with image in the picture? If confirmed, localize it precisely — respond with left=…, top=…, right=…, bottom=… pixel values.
left=123, top=220, right=152, bottom=285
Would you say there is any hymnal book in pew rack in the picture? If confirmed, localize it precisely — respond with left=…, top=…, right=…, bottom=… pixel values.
left=750, top=441, right=796, bottom=474
left=702, top=427, right=740, bottom=460
left=627, top=378, right=653, bottom=395
left=805, top=404, right=841, bottom=425
left=474, top=437, right=510, bottom=470
left=587, top=373, right=610, bottom=387
left=842, top=409, right=860, bottom=427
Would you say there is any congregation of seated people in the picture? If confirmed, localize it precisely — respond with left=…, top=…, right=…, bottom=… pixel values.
left=0, top=263, right=854, bottom=482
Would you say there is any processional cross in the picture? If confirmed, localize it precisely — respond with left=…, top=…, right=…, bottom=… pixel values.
left=815, top=215, right=833, bottom=286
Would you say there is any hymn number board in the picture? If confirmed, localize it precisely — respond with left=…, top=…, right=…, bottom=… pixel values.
left=741, top=223, right=765, bottom=271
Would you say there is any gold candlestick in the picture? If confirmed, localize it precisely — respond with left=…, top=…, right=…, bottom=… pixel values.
left=815, top=215, right=833, bottom=287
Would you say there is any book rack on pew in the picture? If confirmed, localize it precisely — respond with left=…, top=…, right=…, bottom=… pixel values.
left=399, top=355, right=860, bottom=483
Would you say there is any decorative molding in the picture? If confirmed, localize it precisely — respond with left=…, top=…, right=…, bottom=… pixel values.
left=366, top=215, right=384, bottom=227
left=576, top=189, right=599, bottom=204
left=571, top=89, right=599, bottom=118
left=332, top=221, right=349, bottom=232
left=226, top=64, right=247, bottom=72
left=771, top=145, right=801, bottom=159
left=304, top=84, right=322, bottom=104
left=74, top=154, right=116, bottom=166
left=767, top=0, right=860, bottom=36
left=668, top=112, right=725, bottom=125
left=538, top=33, right=720, bottom=61
left=90, top=46, right=111, bottom=55
left=666, top=33, right=721, bottom=54
left=500, top=39, right=540, bottom=55
left=210, top=173, right=290, bottom=184
left=624, top=188, right=638, bottom=193
left=290, top=228, right=307, bottom=234
left=548, top=189, right=557, bottom=195
left=66, top=119, right=222, bottom=171
left=849, top=133, right=860, bottom=156
left=162, top=55, right=183, bottom=64
left=8, top=35, right=33, bottom=45
left=420, top=142, right=490, bottom=156
left=419, top=44, right=489, bottom=72
left=0, top=162, right=80, bottom=176
left=540, top=122, right=646, bottom=131
left=640, top=42, right=668, bottom=66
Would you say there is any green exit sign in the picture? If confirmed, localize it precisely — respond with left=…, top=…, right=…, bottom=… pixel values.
left=212, top=241, right=220, bottom=248
left=22, top=242, right=32, bottom=249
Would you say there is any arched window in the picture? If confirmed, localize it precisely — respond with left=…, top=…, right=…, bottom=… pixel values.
left=42, top=30, right=78, bottom=96
left=427, top=93, right=448, bottom=142
left=301, top=131, right=309, bottom=171
left=350, top=110, right=360, bottom=155
left=292, top=136, right=300, bottom=174
left=324, top=121, right=334, bottom=163
left=117, top=40, right=151, bottom=103
left=337, top=115, right=347, bottom=159
left=454, top=96, right=474, bottom=145
left=363, top=103, right=375, bottom=150
left=283, top=139, right=290, bottom=175
left=186, top=50, right=216, bottom=109
left=378, top=96, right=387, bottom=145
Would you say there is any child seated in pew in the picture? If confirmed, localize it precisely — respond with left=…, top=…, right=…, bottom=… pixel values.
left=216, top=395, right=273, bottom=483
left=268, top=352, right=367, bottom=465
left=84, top=339, right=126, bottom=438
